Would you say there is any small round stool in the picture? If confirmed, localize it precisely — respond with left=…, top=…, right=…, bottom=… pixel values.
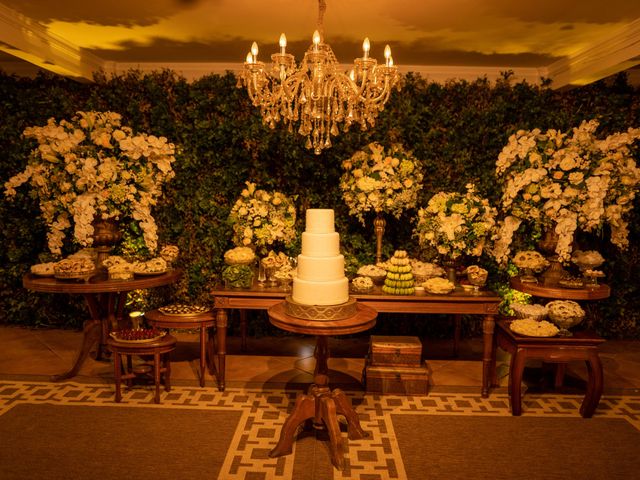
left=107, top=334, right=177, bottom=404
left=144, top=309, right=216, bottom=388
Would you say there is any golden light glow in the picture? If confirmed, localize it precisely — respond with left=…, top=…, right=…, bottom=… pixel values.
left=2, top=0, right=638, bottom=70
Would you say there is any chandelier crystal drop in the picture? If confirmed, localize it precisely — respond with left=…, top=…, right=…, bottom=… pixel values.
left=239, top=0, right=400, bottom=154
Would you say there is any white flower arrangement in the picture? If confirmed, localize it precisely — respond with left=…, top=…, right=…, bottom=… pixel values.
left=4, top=111, right=176, bottom=255
left=414, top=183, right=497, bottom=260
left=494, top=120, right=640, bottom=263
left=340, top=142, right=424, bottom=224
left=228, top=182, right=297, bottom=254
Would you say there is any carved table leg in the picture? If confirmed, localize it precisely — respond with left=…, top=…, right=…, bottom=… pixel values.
left=240, top=309, right=248, bottom=352
left=580, top=350, right=603, bottom=418
left=269, top=393, right=315, bottom=458
left=50, top=318, right=102, bottom=382
left=199, top=325, right=206, bottom=387
left=482, top=314, right=495, bottom=397
left=215, top=308, right=228, bottom=391
left=510, top=347, right=527, bottom=416
left=319, top=395, right=345, bottom=470
left=332, top=388, right=367, bottom=440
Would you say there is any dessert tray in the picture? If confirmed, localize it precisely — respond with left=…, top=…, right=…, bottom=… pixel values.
left=422, top=277, right=455, bottom=294
left=54, top=257, right=96, bottom=280
left=110, top=328, right=166, bottom=343
left=158, top=304, right=211, bottom=316
left=509, top=318, right=559, bottom=337
left=133, top=257, right=168, bottom=275
left=30, top=262, right=57, bottom=277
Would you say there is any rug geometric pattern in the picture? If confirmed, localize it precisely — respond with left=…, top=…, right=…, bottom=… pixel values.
left=1, top=381, right=639, bottom=480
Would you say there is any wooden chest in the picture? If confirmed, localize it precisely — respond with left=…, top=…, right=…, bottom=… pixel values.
left=363, top=362, right=429, bottom=396
left=369, top=335, right=423, bottom=366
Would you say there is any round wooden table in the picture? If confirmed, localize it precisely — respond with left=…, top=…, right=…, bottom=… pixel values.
left=267, top=301, right=377, bottom=471
left=510, top=276, right=610, bottom=301
left=23, top=269, right=182, bottom=381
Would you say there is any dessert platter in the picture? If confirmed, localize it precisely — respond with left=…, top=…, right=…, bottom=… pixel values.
left=110, top=327, right=166, bottom=343
left=30, top=262, right=57, bottom=277
left=133, top=257, right=168, bottom=275
left=53, top=257, right=96, bottom=280
left=422, top=276, right=455, bottom=295
left=158, top=303, right=211, bottom=316
left=509, top=318, right=560, bottom=337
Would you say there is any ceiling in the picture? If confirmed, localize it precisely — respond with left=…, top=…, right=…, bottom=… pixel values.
left=1, top=0, right=640, bottom=88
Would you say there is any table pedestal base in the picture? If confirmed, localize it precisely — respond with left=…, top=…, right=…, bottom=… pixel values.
left=269, top=374, right=366, bottom=470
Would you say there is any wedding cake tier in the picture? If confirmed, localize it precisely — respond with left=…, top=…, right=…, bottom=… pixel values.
left=290, top=209, right=351, bottom=309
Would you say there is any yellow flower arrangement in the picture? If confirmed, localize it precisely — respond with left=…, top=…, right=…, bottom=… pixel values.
left=340, top=142, right=424, bottom=224
left=4, top=111, right=176, bottom=255
left=414, top=184, right=497, bottom=260
left=228, top=181, right=296, bottom=253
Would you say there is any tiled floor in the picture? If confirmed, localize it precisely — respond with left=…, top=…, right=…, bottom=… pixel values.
left=1, top=325, right=639, bottom=395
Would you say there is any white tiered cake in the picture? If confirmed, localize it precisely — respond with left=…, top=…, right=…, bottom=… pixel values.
left=291, top=209, right=350, bottom=306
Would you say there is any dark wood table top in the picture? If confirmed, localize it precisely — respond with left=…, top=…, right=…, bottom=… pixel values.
left=23, top=268, right=182, bottom=294
left=212, top=282, right=501, bottom=315
left=510, top=276, right=610, bottom=300
left=497, top=319, right=605, bottom=346
left=268, top=302, right=377, bottom=336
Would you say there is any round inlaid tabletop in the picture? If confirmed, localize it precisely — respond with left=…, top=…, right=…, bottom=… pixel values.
left=268, top=301, right=377, bottom=336
left=510, top=276, right=610, bottom=300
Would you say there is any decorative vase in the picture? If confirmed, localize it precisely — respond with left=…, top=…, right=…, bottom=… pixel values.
left=373, top=212, right=386, bottom=265
left=443, top=259, right=458, bottom=285
left=92, top=216, right=122, bottom=270
left=537, top=228, right=565, bottom=286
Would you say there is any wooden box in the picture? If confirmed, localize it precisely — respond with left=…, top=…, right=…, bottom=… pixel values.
left=363, top=361, right=429, bottom=396
left=369, top=335, right=423, bottom=366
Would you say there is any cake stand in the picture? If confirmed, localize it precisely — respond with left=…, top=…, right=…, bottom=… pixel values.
left=267, top=301, right=377, bottom=470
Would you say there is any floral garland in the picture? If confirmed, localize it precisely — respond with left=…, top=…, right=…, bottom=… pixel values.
left=340, top=142, right=424, bottom=224
left=493, top=120, right=640, bottom=263
left=4, top=111, right=176, bottom=255
left=413, top=183, right=497, bottom=260
left=228, top=181, right=296, bottom=253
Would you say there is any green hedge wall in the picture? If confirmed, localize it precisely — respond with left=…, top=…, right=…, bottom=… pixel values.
left=1, top=69, right=638, bottom=338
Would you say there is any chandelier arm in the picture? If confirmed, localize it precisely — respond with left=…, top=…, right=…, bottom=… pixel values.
left=354, top=75, right=396, bottom=105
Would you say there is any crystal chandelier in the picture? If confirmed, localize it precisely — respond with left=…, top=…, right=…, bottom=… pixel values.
left=239, top=0, right=400, bottom=154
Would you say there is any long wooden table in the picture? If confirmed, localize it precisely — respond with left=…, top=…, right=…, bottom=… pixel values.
left=211, top=284, right=501, bottom=396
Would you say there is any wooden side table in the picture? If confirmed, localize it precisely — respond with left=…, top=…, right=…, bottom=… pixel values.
left=267, top=302, right=377, bottom=470
left=107, top=334, right=177, bottom=404
left=144, top=309, right=217, bottom=388
left=492, top=319, right=605, bottom=417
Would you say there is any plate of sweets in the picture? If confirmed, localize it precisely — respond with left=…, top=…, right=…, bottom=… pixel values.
left=133, top=257, right=168, bottom=276
left=509, top=318, right=559, bottom=337
left=158, top=303, right=211, bottom=316
left=110, top=327, right=166, bottom=343
left=31, top=262, right=57, bottom=277
left=54, top=257, right=95, bottom=280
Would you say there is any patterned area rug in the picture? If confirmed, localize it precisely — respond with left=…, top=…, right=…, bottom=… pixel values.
left=1, top=380, right=639, bottom=480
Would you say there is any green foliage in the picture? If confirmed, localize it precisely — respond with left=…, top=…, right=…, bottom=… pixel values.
left=0, top=68, right=639, bottom=338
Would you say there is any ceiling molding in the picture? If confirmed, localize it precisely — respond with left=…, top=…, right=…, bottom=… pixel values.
left=545, top=18, right=640, bottom=88
left=0, top=2, right=104, bottom=80
left=0, top=2, right=637, bottom=89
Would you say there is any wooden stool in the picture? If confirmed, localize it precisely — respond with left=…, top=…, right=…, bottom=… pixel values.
left=144, top=309, right=216, bottom=388
left=491, top=319, right=605, bottom=417
left=107, top=334, right=177, bottom=404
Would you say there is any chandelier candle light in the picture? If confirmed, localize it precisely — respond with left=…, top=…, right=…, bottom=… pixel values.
left=239, top=0, right=400, bottom=154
